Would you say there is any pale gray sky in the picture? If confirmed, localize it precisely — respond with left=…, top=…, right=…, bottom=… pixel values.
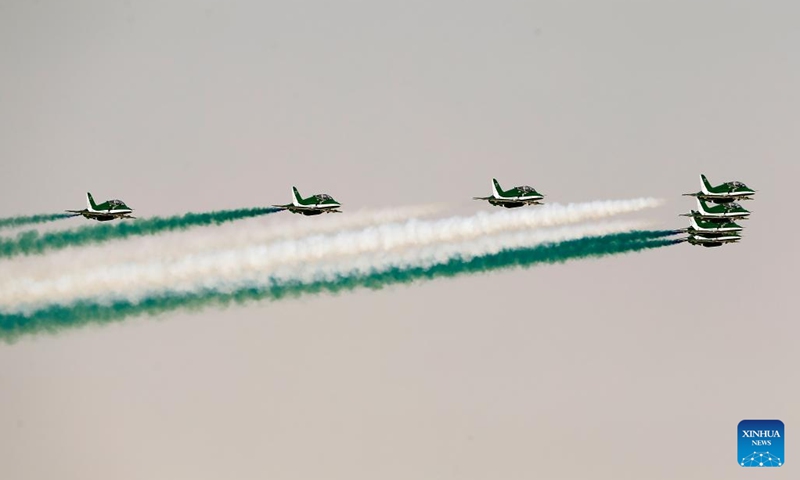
left=1, top=1, right=798, bottom=479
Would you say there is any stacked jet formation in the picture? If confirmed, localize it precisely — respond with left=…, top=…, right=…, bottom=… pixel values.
left=680, top=174, right=756, bottom=247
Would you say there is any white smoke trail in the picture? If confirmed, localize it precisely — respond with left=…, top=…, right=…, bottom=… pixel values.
left=0, top=198, right=661, bottom=284
left=0, top=204, right=447, bottom=281
left=0, top=198, right=663, bottom=311
left=0, top=198, right=662, bottom=313
left=237, top=220, right=655, bottom=287
left=0, top=218, right=652, bottom=314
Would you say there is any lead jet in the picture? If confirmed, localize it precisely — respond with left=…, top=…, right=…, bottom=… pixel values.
left=683, top=174, right=755, bottom=204
left=66, top=192, right=135, bottom=221
left=680, top=199, right=751, bottom=221
left=684, top=232, right=741, bottom=247
left=682, top=217, right=743, bottom=236
left=473, top=178, right=544, bottom=208
left=273, top=187, right=342, bottom=215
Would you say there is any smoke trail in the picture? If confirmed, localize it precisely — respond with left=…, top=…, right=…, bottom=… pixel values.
left=0, top=213, right=73, bottom=230
left=0, top=198, right=663, bottom=284
left=0, top=221, right=652, bottom=311
left=0, top=207, right=280, bottom=258
left=0, top=204, right=449, bottom=277
left=0, top=231, right=682, bottom=342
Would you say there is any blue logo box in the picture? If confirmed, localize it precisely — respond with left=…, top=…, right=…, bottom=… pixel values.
left=738, top=419, right=784, bottom=467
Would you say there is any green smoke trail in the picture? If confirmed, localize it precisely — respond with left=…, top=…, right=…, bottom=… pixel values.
left=0, top=207, right=280, bottom=258
left=0, top=213, right=74, bottom=230
left=0, top=230, right=682, bottom=342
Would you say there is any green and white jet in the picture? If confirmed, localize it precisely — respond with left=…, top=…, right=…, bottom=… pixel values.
left=682, top=217, right=743, bottom=236
left=680, top=199, right=751, bottom=221
left=683, top=174, right=755, bottom=204
left=273, top=187, right=342, bottom=215
left=684, top=232, right=741, bottom=248
left=66, top=192, right=135, bottom=221
left=473, top=178, right=544, bottom=208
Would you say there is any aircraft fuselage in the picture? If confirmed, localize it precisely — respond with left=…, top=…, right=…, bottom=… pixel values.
left=71, top=209, right=134, bottom=221
left=285, top=205, right=340, bottom=215
left=693, top=192, right=754, bottom=204
left=686, top=234, right=740, bottom=247
left=487, top=198, right=541, bottom=208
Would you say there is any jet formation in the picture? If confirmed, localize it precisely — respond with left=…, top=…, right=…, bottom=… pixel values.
left=65, top=175, right=756, bottom=250
left=66, top=178, right=544, bottom=222
left=64, top=186, right=345, bottom=222
left=679, top=174, right=755, bottom=247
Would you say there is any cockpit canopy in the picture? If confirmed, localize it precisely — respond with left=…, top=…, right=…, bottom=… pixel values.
left=108, top=199, right=128, bottom=208
left=517, top=185, right=536, bottom=194
left=315, top=194, right=334, bottom=202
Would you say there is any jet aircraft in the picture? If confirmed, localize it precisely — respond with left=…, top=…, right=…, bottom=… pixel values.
left=680, top=199, right=751, bottom=221
left=66, top=192, right=135, bottom=221
left=273, top=187, right=342, bottom=215
left=473, top=178, right=544, bottom=208
left=684, top=232, right=741, bottom=248
left=683, top=174, right=755, bottom=203
left=682, top=217, right=743, bottom=236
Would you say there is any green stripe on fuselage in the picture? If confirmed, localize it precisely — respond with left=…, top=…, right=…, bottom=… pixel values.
left=701, top=175, right=754, bottom=195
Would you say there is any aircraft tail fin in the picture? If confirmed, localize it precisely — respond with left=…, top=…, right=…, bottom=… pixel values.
left=700, top=174, right=713, bottom=194
left=86, top=192, right=98, bottom=210
left=291, top=186, right=303, bottom=206
left=492, top=178, right=505, bottom=198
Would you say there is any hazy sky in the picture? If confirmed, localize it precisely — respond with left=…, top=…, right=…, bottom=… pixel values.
left=1, top=1, right=798, bottom=479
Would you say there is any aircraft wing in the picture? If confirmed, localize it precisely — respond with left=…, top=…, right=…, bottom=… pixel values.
left=490, top=197, right=543, bottom=205
left=688, top=236, right=740, bottom=244
left=287, top=205, right=325, bottom=211
left=271, top=204, right=291, bottom=210
left=473, top=196, right=492, bottom=200
left=679, top=211, right=702, bottom=217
